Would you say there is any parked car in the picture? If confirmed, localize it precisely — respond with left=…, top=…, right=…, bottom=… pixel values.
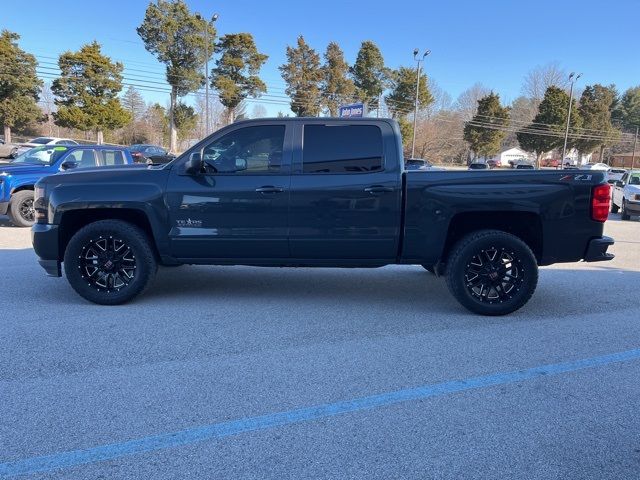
left=404, top=158, right=446, bottom=171
left=468, top=162, right=489, bottom=170
left=15, top=137, right=78, bottom=156
left=515, top=163, right=535, bottom=170
left=611, top=170, right=640, bottom=220
left=129, top=144, right=169, bottom=163
left=485, top=159, right=501, bottom=169
left=607, top=168, right=627, bottom=184
left=581, top=162, right=610, bottom=171
left=0, top=139, right=19, bottom=159
left=32, top=118, right=614, bottom=316
left=0, top=145, right=134, bottom=227
left=541, top=158, right=560, bottom=168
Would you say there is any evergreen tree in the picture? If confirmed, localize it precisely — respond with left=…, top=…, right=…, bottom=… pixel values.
left=575, top=84, right=619, bottom=155
left=463, top=93, right=510, bottom=159
left=52, top=41, right=130, bottom=143
left=321, top=42, right=355, bottom=116
left=279, top=36, right=322, bottom=116
left=385, top=66, right=432, bottom=118
left=351, top=41, right=387, bottom=111
left=172, top=101, right=197, bottom=141
left=614, top=86, right=640, bottom=127
left=211, top=33, right=268, bottom=123
left=517, top=86, right=582, bottom=167
left=0, top=30, right=42, bottom=142
left=137, top=0, right=215, bottom=151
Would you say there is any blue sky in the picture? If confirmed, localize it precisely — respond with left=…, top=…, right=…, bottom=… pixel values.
left=3, top=0, right=639, bottom=116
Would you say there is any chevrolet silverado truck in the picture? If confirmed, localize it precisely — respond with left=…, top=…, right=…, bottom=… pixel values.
left=31, top=118, right=614, bottom=315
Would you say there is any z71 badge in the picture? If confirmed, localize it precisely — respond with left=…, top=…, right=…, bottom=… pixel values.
left=560, top=174, right=593, bottom=181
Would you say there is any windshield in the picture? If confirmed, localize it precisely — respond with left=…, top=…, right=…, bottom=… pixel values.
left=29, top=137, right=54, bottom=145
left=10, top=146, right=68, bottom=165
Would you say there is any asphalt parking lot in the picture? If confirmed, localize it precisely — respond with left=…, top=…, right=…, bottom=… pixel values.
left=1, top=215, right=639, bottom=479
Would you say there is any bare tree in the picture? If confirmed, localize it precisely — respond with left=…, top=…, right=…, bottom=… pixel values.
left=521, top=62, right=569, bottom=102
left=454, top=83, right=491, bottom=120
left=422, top=78, right=452, bottom=119
left=39, top=82, right=56, bottom=136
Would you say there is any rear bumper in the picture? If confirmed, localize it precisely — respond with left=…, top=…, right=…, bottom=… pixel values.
left=31, top=223, right=62, bottom=277
left=0, top=201, right=8, bottom=215
left=584, top=236, right=615, bottom=262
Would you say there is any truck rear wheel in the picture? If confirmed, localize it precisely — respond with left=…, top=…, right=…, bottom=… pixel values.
left=63, top=220, right=157, bottom=305
left=445, top=230, right=538, bottom=316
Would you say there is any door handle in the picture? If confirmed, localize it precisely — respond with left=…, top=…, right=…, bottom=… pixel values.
left=364, top=185, right=394, bottom=194
left=255, top=186, right=284, bottom=194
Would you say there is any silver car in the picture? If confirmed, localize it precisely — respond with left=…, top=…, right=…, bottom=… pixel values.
left=0, top=139, right=18, bottom=159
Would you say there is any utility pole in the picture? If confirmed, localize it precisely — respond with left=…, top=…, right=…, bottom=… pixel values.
left=197, top=12, right=219, bottom=137
left=561, top=72, right=581, bottom=169
left=411, top=49, right=430, bottom=159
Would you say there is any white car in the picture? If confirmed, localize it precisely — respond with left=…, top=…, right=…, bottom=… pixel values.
left=16, top=137, right=78, bottom=156
left=607, top=168, right=627, bottom=184
left=580, top=162, right=610, bottom=171
left=611, top=170, right=640, bottom=220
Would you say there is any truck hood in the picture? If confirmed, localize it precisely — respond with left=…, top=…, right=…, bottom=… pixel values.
left=0, top=164, right=54, bottom=176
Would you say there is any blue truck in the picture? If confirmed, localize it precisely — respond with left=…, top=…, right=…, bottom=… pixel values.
left=0, top=144, right=134, bottom=227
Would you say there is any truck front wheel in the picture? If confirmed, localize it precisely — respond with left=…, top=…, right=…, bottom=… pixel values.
left=445, top=230, right=538, bottom=316
left=63, top=220, right=157, bottom=305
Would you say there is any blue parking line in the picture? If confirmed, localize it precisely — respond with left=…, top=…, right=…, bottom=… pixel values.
left=2, top=347, right=640, bottom=477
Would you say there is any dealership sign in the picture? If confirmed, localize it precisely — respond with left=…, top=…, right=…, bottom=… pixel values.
left=338, top=103, right=365, bottom=118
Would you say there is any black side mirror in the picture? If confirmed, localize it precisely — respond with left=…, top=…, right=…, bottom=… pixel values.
left=184, top=152, right=203, bottom=175
left=59, top=160, right=78, bottom=171
left=615, top=180, right=624, bottom=187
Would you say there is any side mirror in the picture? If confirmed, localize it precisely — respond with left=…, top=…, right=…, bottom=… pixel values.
left=615, top=180, right=623, bottom=187
left=184, top=152, right=203, bottom=175
left=59, top=160, right=78, bottom=171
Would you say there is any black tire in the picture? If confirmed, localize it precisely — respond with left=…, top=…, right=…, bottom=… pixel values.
left=445, top=230, right=538, bottom=316
left=610, top=201, right=619, bottom=214
left=8, top=190, right=36, bottom=227
left=64, top=220, right=157, bottom=305
left=621, top=200, right=630, bottom=220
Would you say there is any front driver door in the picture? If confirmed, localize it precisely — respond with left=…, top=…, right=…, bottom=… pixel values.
left=166, top=123, right=291, bottom=260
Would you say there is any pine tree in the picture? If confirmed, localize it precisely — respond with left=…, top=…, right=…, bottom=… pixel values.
left=575, top=84, right=619, bottom=156
left=321, top=42, right=355, bottom=116
left=517, top=86, right=582, bottom=167
left=211, top=33, right=268, bottom=123
left=137, top=0, right=215, bottom=151
left=613, top=86, right=640, bottom=127
left=351, top=41, right=387, bottom=111
left=463, top=93, right=510, bottom=159
left=52, top=41, right=130, bottom=143
left=0, top=30, right=42, bottom=142
left=385, top=66, right=432, bottom=118
left=279, top=36, right=322, bottom=116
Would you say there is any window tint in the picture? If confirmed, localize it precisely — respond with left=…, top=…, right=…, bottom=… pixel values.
left=202, top=125, right=285, bottom=174
left=302, top=125, right=383, bottom=174
left=101, top=150, right=126, bottom=166
left=68, top=149, right=97, bottom=168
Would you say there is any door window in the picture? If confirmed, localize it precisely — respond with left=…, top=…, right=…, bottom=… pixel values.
left=68, top=149, right=97, bottom=168
left=302, top=125, right=383, bottom=174
left=201, top=125, right=285, bottom=174
left=101, top=150, right=126, bottom=165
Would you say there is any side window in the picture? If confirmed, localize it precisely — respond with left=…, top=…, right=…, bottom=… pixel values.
left=101, top=150, right=125, bottom=166
left=302, top=125, right=383, bottom=174
left=68, top=149, right=97, bottom=168
left=202, top=125, right=285, bottom=174
left=621, top=173, right=628, bottom=184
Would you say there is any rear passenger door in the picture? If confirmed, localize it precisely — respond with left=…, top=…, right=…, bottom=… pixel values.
left=289, top=122, right=402, bottom=260
left=98, top=149, right=127, bottom=166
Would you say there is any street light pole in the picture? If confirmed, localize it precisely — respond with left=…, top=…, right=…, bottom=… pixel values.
left=631, top=125, right=638, bottom=171
left=197, top=13, right=219, bottom=137
left=411, top=49, right=430, bottom=159
left=561, top=72, right=581, bottom=169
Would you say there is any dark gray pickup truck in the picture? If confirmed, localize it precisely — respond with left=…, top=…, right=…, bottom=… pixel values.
left=31, top=118, right=614, bottom=315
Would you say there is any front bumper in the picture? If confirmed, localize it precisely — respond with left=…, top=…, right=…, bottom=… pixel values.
left=31, top=223, right=62, bottom=277
left=584, top=236, right=615, bottom=262
left=0, top=201, right=8, bottom=216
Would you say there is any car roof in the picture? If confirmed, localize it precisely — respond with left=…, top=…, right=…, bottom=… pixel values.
left=50, top=144, right=129, bottom=151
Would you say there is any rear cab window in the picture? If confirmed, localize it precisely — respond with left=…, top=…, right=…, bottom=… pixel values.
left=302, top=124, right=383, bottom=174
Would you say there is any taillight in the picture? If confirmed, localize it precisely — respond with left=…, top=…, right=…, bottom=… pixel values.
left=591, top=183, right=611, bottom=222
